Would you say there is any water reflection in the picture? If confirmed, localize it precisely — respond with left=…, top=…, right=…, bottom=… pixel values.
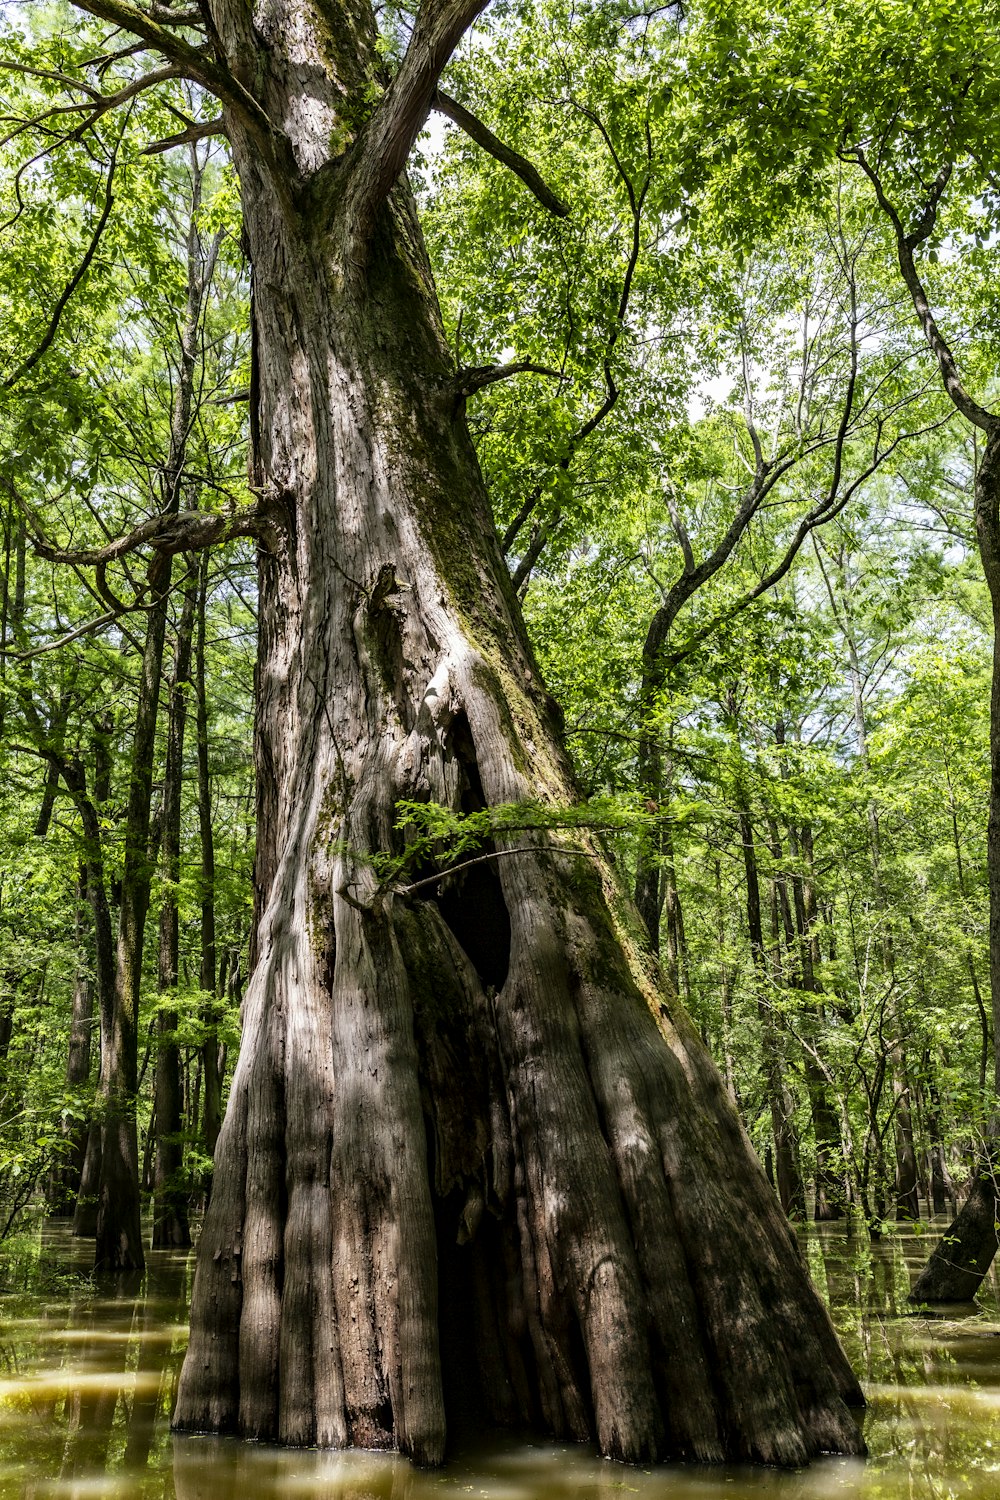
left=1, top=1222, right=1000, bottom=1499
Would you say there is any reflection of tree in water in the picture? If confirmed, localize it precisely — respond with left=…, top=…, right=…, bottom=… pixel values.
left=7, top=1222, right=1000, bottom=1500
left=0, top=1232, right=190, bottom=1496
left=172, top=1437, right=418, bottom=1500
left=58, top=1303, right=121, bottom=1484
left=122, top=1254, right=189, bottom=1474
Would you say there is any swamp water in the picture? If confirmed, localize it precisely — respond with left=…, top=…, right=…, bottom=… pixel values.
left=0, top=1220, right=998, bottom=1500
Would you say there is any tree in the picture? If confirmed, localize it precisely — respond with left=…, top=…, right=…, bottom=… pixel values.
left=4, top=0, right=868, bottom=1465
left=673, top=0, right=1000, bottom=1295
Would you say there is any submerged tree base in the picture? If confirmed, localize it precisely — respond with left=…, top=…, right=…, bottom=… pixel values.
left=174, top=793, right=866, bottom=1466
left=910, top=1164, right=1000, bottom=1304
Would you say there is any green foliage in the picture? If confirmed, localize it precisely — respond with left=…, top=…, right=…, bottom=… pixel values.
left=0, top=0, right=998, bottom=1242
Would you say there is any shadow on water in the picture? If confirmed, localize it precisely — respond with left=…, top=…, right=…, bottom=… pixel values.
left=2, top=1219, right=1000, bottom=1498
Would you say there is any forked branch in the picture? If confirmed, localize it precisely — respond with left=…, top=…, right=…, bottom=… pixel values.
left=846, top=147, right=997, bottom=437
left=343, top=0, right=489, bottom=240
left=452, top=361, right=564, bottom=397
left=65, top=0, right=277, bottom=148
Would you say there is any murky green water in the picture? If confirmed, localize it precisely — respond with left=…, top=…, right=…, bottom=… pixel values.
left=2, top=1220, right=999, bottom=1499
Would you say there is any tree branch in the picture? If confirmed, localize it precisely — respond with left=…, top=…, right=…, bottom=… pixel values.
left=503, top=111, right=647, bottom=571
left=433, top=89, right=569, bottom=217
left=341, top=0, right=488, bottom=243
left=510, top=513, right=558, bottom=592
left=3, top=149, right=117, bottom=392
left=67, top=0, right=276, bottom=143
left=29, top=505, right=268, bottom=567
left=143, top=116, right=226, bottom=154
left=147, top=3, right=205, bottom=23
left=0, top=65, right=186, bottom=157
left=452, top=360, right=564, bottom=397
left=664, top=411, right=953, bottom=673
left=847, top=148, right=996, bottom=436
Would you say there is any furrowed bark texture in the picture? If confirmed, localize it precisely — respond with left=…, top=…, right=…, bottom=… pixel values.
left=173, top=0, right=863, bottom=1464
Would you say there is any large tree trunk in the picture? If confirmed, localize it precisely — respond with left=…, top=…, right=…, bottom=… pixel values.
left=174, top=2, right=862, bottom=1463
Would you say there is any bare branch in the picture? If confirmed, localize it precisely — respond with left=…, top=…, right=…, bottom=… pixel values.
left=147, top=3, right=205, bottom=23
left=510, top=513, right=557, bottom=591
left=143, top=116, right=226, bottom=154
left=664, top=475, right=695, bottom=576
left=30, top=505, right=267, bottom=566
left=664, top=411, right=954, bottom=673
left=453, top=360, right=564, bottom=397
left=433, top=89, right=569, bottom=218
left=396, top=844, right=601, bottom=899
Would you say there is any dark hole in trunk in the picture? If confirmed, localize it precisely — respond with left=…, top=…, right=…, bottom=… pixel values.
left=434, top=864, right=511, bottom=993
left=433, top=1187, right=489, bottom=1444
left=433, top=713, right=512, bottom=992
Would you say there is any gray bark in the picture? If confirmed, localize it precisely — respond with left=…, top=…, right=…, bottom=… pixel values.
left=160, top=0, right=864, bottom=1464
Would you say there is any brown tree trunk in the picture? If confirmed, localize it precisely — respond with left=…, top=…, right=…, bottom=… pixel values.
left=713, top=857, right=740, bottom=1106
left=826, top=554, right=918, bottom=1224
left=659, top=794, right=690, bottom=1003
left=924, top=1072, right=954, bottom=1215
left=171, top=0, right=863, bottom=1464
left=62, top=760, right=117, bottom=1240
left=94, top=561, right=169, bottom=1273
left=790, top=823, right=848, bottom=1220
left=151, top=583, right=197, bottom=1249
left=194, top=556, right=222, bottom=1171
left=93, top=155, right=218, bottom=1274
left=49, top=869, right=95, bottom=1216
left=726, top=710, right=803, bottom=1220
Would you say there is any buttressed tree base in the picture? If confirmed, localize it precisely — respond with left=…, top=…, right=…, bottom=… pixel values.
left=66, top=0, right=866, bottom=1466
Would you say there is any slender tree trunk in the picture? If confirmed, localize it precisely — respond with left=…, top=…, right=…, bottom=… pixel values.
left=62, top=765, right=116, bottom=1240
left=49, top=870, right=95, bottom=1216
left=658, top=758, right=689, bottom=1000
left=791, top=822, right=848, bottom=1220
left=828, top=560, right=918, bottom=1223
left=172, top=29, right=863, bottom=1460
left=924, top=1072, right=953, bottom=1215
left=913, top=429, right=1000, bottom=1298
left=726, top=706, right=802, bottom=1219
left=152, top=583, right=197, bottom=1249
left=713, top=858, right=739, bottom=1106
left=93, top=158, right=217, bottom=1274
left=194, top=556, right=222, bottom=1171
left=737, top=796, right=802, bottom=1217
left=95, top=564, right=170, bottom=1272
